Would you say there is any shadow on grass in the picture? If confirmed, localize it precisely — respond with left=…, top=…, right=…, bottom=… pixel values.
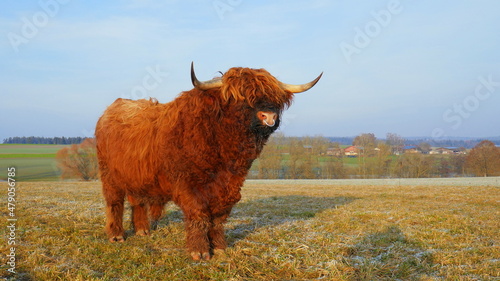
left=346, top=225, right=435, bottom=280
left=226, top=195, right=357, bottom=246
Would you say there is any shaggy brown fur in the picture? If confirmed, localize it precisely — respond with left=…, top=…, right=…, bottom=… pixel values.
left=95, top=66, right=316, bottom=260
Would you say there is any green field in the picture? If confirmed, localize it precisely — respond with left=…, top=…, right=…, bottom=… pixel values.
left=0, top=144, right=367, bottom=181
left=0, top=144, right=67, bottom=154
left=0, top=144, right=68, bottom=181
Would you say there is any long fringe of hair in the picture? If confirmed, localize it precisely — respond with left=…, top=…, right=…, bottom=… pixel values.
left=218, top=67, right=294, bottom=110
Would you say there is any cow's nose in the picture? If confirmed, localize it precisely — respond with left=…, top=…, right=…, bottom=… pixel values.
left=257, top=111, right=277, bottom=127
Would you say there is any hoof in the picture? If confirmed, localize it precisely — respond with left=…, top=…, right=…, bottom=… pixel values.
left=190, top=252, right=211, bottom=261
left=109, top=236, right=125, bottom=243
left=135, top=229, right=150, bottom=236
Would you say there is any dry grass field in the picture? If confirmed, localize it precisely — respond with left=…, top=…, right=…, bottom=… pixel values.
left=1, top=178, right=499, bottom=280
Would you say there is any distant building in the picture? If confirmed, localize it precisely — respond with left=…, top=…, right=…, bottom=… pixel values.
left=326, top=147, right=343, bottom=156
left=430, top=147, right=466, bottom=155
left=344, top=146, right=362, bottom=157
left=403, top=145, right=421, bottom=154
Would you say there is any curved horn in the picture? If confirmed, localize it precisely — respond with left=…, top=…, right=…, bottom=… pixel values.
left=279, top=72, right=323, bottom=93
left=191, top=62, right=223, bottom=90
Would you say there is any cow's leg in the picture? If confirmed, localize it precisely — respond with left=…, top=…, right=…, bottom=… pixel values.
left=102, top=182, right=126, bottom=242
left=186, top=218, right=211, bottom=261
left=128, top=195, right=150, bottom=236
left=175, top=180, right=214, bottom=260
left=209, top=212, right=230, bottom=253
left=184, top=213, right=211, bottom=261
left=149, top=203, right=164, bottom=231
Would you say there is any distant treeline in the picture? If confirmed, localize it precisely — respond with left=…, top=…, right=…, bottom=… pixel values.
left=328, top=137, right=499, bottom=149
left=4, top=135, right=499, bottom=148
left=403, top=138, right=498, bottom=149
left=3, top=136, right=88, bottom=144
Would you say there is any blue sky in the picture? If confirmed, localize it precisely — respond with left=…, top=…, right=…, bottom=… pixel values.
left=1, top=0, right=500, bottom=141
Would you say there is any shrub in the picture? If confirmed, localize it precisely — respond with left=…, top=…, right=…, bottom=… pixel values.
left=56, top=138, right=98, bottom=180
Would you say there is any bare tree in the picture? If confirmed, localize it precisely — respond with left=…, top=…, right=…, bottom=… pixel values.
left=371, top=142, right=392, bottom=177
left=386, top=133, right=405, bottom=155
left=56, top=138, right=98, bottom=181
left=353, top=133, right=377, bottom=155
left=258, top=139, right=282, bottom=179
left=465, top=140, right=500, bottom=177
left=322, top=157, right=346, bottom=179
left=286, top=138, right=303, bottom=179
left=418, top=142, right=432, bottom=154
left=392, top=154, right=432, bottom=178
left=353, top=133, right=377, bottom=178
left=450, top=154, right=466, bottom=176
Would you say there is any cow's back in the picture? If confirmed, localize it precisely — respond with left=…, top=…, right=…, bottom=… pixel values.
left=96, top=98, right=164, bottom=188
